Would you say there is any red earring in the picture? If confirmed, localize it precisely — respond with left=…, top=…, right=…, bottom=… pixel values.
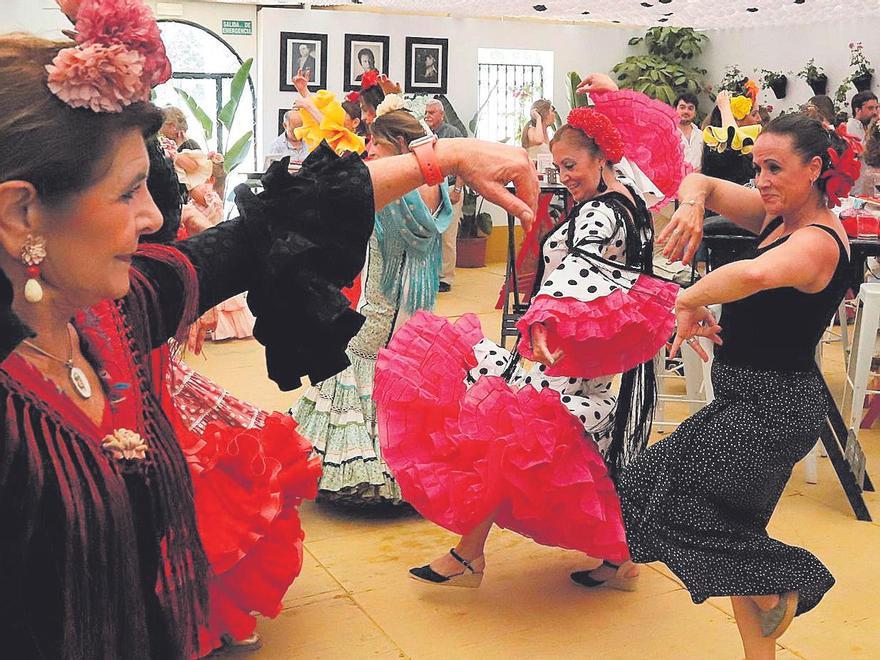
left=20, top=234, right=46, bottom=303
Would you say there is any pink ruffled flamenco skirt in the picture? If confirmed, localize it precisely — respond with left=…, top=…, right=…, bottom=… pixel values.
left=175, top=412, right=322, bottom=655
left=516, top=274, right=679, bottom=379
left=375, top=312, right=629, bottom=562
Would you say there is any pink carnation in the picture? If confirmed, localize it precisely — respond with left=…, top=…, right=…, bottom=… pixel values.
left=46, top=43, right=149, bottom=113
left=75, top=0, right=170, bottom=86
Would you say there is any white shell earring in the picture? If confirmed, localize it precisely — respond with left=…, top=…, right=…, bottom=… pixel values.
left=20, top=234, right=47, bottom=304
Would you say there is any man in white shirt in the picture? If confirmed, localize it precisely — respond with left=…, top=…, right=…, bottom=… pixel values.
left=267, top=110, right=310, bottom=162
left=674, top=92, right=703, bottom=172
left=846, top=91, right=879, bottom=142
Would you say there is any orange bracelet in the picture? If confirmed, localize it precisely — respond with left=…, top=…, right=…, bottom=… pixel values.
left=409, top=134, right=444, bottom=186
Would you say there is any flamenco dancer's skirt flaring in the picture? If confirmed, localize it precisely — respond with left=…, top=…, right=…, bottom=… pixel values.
left=374, top=312, right=629, bottom=562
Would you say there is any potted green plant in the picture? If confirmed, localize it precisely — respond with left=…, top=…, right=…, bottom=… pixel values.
left=611, top=26, right=709, bottom=104
left=456, top=188, right=493, bottom=268
left=849, top=41, right=874, bottom=92
left=798, top=58, right=828, bottom=95
left=719, top=64, right=748, bottom=93
left=759, top=68, right=789, bottom=99
left=175, top=57, right=255, bottom=198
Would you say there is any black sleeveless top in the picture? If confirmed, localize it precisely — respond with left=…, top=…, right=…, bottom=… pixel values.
left=716, top=217, right=850, bottom=372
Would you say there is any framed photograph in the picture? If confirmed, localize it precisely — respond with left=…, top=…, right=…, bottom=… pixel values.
left=277, top=108, right=288, bottom=135
left=344, top=33, right=390, bottom=92
left=405, top=36, right=448, bottom=94
left=279, top=32, right=328, bottom=92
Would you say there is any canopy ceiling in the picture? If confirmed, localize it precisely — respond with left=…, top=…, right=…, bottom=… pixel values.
left=285, top=0, right=879, bottom=29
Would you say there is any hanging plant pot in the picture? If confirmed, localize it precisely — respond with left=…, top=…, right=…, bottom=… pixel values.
left=853, top=72, right=873, bottom=92
left=769, top=75, right=788, bottom=99
left=456, top=236, right=489, bottom=268
left=808, top=74, right=828, bottom=95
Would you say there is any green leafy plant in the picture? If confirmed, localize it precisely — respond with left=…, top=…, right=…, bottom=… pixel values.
left=797, top=58, right=826, bottom=83
left=459, top=189, right=493, bottom=238
left=849, top=42, right=874, bottom=77
left=612, top=27, right=709, bottom=105
left=566, top=72, right=589, bottom=110
left=758, top=68, right=786, bottom=87
left=717, top=64, right=750, bottom=93
left=175, top=57, right=254, bottom=174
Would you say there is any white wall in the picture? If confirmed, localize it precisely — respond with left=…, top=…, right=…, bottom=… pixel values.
left=701, top=18, right=880, bottom=115
left=255, top=7, right=640, bottom=158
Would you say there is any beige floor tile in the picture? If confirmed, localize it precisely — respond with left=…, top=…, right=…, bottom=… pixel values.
left=280, top=547, right=346, bottom=609
left=255, top=594, right=404, bottom=659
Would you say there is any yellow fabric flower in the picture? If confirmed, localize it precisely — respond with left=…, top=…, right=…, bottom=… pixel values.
left=295, top=90, right=365, bottom=156
left=729, top=95, right=754, bottom=121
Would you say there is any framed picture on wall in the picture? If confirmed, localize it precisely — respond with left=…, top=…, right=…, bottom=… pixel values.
left=279, top=31, right=328, bottom=92
left=404, top=36, right=448, bottom=94
left=344, top=33, right=390, bottom=92
left=277, top=108, right=288, bottom=136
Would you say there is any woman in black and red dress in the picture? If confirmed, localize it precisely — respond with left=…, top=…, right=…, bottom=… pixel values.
left=0, top=3, right=537, bottom=658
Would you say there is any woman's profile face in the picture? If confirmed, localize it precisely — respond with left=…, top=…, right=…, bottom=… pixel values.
left=30, top=130, right=162, bottom=307
left=752, top=132, right=822, bottom=217
left=359, top=52, right=374, bottom=71
left=425, top=54, right=435, bottom=68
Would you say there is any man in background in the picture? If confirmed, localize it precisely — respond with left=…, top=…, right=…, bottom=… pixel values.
left=267, top=110, right=309, bottom=163
left=674, top=92, right=702, bottom=172
left=425, top=99, right=464, bottom=292
left=846, top=91, right=879, bottom=141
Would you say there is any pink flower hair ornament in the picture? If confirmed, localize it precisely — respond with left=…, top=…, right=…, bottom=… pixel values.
left=46, top=0, right=171, bottom=112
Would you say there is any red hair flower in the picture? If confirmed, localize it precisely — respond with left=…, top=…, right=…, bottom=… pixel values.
left=360, top=69, right=380, bottom=91
left=821, top=125, right=863, bottom=207
left=345, top=90, right=361, bottom=104
left=566, top=107, right=625, bottom=163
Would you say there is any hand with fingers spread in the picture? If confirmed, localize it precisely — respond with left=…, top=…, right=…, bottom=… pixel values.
left=530, top=323, right=564, bottom=367
left=377, top=74, right=402, bottom=95
left=575, top=72, right=620, bottom=95
left=438, top=138, right=538, bottom=232
left=658, top=199, right=705, bottom=265
left=670, top=304, right=722, bottom=362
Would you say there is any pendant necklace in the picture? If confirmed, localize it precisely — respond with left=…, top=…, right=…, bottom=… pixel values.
left=21, top=325, right=92, bottom=400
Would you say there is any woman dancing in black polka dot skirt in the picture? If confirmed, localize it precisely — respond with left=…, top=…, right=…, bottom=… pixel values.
left=619, top=114, right=860, bottom=658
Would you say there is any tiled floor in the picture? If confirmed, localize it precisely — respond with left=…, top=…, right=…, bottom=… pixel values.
left=191, top=263, right=880, bottom=659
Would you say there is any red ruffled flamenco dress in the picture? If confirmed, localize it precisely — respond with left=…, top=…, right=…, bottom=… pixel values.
left=374, top=184, right=678, bottom=563
left=154, top=350, right=321, bottom=655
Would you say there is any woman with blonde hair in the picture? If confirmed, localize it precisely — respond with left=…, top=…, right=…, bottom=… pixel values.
left=521, top=98, right=556, bottom=155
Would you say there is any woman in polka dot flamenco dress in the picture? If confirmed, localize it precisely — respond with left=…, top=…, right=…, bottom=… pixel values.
left=620, top=115, right=857, bottom=658
left=374, top=73, right=684, bottom=589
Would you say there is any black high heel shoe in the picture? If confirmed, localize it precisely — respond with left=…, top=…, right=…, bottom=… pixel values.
left=570, top=560, right=640, bottom=592
left=409, top=548, right=484, bottom=588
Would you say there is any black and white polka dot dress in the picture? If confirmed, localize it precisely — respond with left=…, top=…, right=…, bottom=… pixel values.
left=619, top=218, right=850, bottom=616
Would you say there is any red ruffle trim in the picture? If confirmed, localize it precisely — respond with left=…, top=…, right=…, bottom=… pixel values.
left=516, top=274, right=678, bottom=379
left=184, top=414, right=322, bottom=654
left=375, top=312, right=629, bottom=561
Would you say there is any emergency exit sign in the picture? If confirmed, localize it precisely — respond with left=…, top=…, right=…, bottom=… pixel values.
left=222, top=20, right=252, bottom=36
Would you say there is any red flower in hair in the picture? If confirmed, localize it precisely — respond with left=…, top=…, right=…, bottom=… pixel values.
left=821, top=125, right=862, bottom=207
left=345, top=90, right=361, bottom=104
left=566, top=107, right=625, bottom=163
left=361, top=69, right=380, bottom=91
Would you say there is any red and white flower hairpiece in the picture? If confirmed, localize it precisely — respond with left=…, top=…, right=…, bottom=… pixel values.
left=821, top=124, right=863, bottom=208
left=46, top=0, right=171, bottom=113
left=566, top=107, right=625, bottom=163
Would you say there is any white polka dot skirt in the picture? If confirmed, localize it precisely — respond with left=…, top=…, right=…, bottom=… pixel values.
left=619, top=360, right=835, bottom=616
